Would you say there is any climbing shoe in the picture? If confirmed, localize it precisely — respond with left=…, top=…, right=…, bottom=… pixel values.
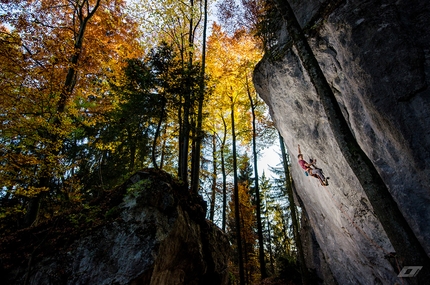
left=324, top=177, right=329, bottom=186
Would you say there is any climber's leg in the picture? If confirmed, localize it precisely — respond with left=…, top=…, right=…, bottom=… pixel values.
left=310, top=168, right=326, bottom=184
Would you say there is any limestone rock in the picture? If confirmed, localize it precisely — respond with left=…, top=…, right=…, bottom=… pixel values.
left=2, top=169, right=230, bottom=285
left=254, top=0, right=430, bottom=284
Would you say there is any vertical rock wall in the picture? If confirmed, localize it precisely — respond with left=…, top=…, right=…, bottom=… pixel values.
left=254, top=0, right=430, bottom=284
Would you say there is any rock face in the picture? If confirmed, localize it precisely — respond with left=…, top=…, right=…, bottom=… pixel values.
left=2, top=170, right=230, bottom=285
left=253, top=0, right=430, bottom=284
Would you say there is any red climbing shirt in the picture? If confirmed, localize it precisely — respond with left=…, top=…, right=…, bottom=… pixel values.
left=298, top=159, right=308, bottom=170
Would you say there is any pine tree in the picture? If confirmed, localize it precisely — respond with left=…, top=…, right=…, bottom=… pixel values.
left=228, top=154, right=259, bottom=284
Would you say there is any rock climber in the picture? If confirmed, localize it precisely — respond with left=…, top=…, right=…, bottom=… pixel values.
left=297, top=144, right=328, bottom=186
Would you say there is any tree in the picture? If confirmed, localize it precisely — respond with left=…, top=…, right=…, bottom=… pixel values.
left=80, top=45, right=175, bottom=190
left=190, top=0, right=209, bottom=194
left=231, top=95, right=246, bottom=285
left=238, top=155, right=260, bottom=283
left=0, top=0, right=140, bottom=226
left=216, top=0, right=268, bottom=37
left=205, top=19, right=267, bottom=223
left=259, top=172, right=276, bottom=274
left=279, top=133, right=308, bottom=284
left=127, top=0, right=208, bottom=186
left=228, top=155, right=260, bottom=284
left=219, top=117, right=230, bottom=231
left=206, top=24, right=263, bottom=284
left=247, top=76, right=267, bottom=279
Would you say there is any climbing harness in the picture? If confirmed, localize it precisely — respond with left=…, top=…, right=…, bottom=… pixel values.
left=304, top=158, right=328, bottom=186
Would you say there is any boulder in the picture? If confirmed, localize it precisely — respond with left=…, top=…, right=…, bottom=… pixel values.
left=1, top=169, right=230, bottom=285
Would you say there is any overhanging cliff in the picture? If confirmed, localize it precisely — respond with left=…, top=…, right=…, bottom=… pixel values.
left=253, top=0, right=430, bottom=284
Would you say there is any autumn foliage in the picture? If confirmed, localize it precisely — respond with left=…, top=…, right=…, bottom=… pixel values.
left=0, top=0, right=141, bottom=226
left=1, top=1, right=302, bottom=284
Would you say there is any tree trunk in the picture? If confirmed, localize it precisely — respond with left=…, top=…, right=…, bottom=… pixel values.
left=57, top=0, right=101, bottom=114
left=191, top=0, right=208, bottom=194
left=179, top=0, right=197, bottom=186
left=273, top=1, right=430, bottom=283
left=160, top=126, right=167, bottom=170
left=152, top=101, right=166, bottom=170
left=24, top=193, right=42, bottom=227
left=210, top=133, right=217, bottom=222
left=247, top=86, right=267, bottom=279
left=264, top=198, right=276, bottom=274
left=240, top=207, right=250, bottom=285
left=180, top=99, right=190, bottom=184
left=128, top=127, right=136, bottom=171
left=178, top=98, right=183, bottom=177
left=231, top=98, right=245, bottom=285
left=279, top=133, right=308, bottom=285
left=221, top=116, right=228, bottom=232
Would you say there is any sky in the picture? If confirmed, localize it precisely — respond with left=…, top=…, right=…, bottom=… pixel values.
left=258, top=141, right=282, bottom=177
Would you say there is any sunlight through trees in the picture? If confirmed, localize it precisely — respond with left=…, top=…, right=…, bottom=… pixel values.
left=1, top=1, right=302, bottom=283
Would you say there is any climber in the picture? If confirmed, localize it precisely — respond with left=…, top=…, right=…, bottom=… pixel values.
left=297, top=144, right=328, bottom=186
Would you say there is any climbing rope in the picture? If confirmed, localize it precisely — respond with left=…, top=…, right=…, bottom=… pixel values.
left=319, top=185, right=404, bottom=285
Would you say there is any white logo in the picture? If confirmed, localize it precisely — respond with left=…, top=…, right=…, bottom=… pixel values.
left=397, top=266, right=423, bottom=277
